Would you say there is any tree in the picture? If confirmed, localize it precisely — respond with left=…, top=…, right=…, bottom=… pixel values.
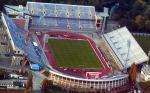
left=24, top=87, right=32, bottom=93
left=145, top=20, right=150, bottom=32
left=144, top=6, right=150, bottom=18
left=24, top=71, right=33, bottom=93
left=135, top=15, right=146, bottom=30
left=41, top=78, right=53, bottom=93
left=129, top=63, right=137, bottom=85
left=132, top=0, right=147, bottom=11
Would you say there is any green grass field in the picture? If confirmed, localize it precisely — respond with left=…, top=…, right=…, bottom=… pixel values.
left=48, top=38, right=103, bottom=69
left=134, top=35, right=150, bottom=54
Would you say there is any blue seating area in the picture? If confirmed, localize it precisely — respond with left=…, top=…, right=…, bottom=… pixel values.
left=27, top=2, right=96, bottom=19
left=3, top=14, right=42, bottom=63
left=44, top=4, right=55, bottom=17
left=27, top=2, right=97, bottom=31
left=26, top=38, right=41, bottom=63
left=68, top=19, right=79, bottom=30
left=4, top=15, right=25, bottom=51
left=56, top=5, right=68, bottom=18
left=46, top=18, right=58, bottom=27
left=80, top=6, right=91, bottom=19
left=68, top=6, right=78, bottom=18
left=58, top=18, right=68, bottom=28
left=32, top=17, right=96, bottom=31
left=80, top=20, right=96, bottom=30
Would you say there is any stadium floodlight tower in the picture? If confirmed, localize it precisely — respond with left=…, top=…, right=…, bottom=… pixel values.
left=43, top=34, right=49, bottom=51
left=124, top=39, right=131, bottom=73
left=109, top=3, right=119, bottom=19
left=99, top=7, right=109, bottom=34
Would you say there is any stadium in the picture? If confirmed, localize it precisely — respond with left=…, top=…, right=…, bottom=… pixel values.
left=37, top=31, right=110, bottom=78
left=0, top=1, right=149, bottom=92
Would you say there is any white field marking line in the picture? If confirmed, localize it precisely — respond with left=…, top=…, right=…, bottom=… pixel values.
left=86, top=39, right=105, bottom=69
left=97, top=47, right=110, bottom=69
left=47, top=33, right=106, bottom=69
left=51, top=37, right=84, bottom=41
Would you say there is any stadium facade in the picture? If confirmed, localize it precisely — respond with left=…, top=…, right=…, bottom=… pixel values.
left=1, top=1, right=148, bottom=92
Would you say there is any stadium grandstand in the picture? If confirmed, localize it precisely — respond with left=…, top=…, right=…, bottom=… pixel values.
left=26, top=2, right=98, bottom=31
left=0, top=1, right=141, bottom=92
left=1, top=13, right=26, bottom=65
left=1, top=13, right=45, bottom=70
left=103, top=27, right=149, bottom=70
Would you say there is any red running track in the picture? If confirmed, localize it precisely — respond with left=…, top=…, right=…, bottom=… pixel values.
left=37, top=31, right=110, bottom=78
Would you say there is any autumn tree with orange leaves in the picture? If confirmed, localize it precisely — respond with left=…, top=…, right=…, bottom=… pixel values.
left=129, top=63, right=137, bottom=85
left=24, top=71, right=33, bottom=93
left=41, top=78, right=53, bottom=93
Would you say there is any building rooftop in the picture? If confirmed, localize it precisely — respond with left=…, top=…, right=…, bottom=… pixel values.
left=4, top=5, right=29, bottom=16
left=104, top=27, right=149, bottom=69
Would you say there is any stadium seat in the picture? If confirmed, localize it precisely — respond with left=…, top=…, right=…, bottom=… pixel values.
left=46, top=18, right=58, bottom=27
left=4, top=15, right=26, bottom=51
left=56, top=5, right=67, bottom=18
left=45, top=3, right=56, bottom=17
left=68, top=6, right=78, bottom=18
left=57, top=18, right=67, bottom=28
left=26, top=2, right=97, bottom=31
left=68, top=19, right=79, bottom=31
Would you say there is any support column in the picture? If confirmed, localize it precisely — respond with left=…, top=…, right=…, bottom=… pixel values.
left=101, top=81, right=103, bottom=89
left=104, top=82, right=106, bottom=89
left=115, top=80, right=116, bottom=88
left=118, top=80, right=120, bottom=87
left=69, top=79, right=71, bottom=88
left=86, top=81, right=88, bottom=89
left=90, top=81, right=91, bottom=89
left=94, top=82, right=95, bottom=89
left=121, top=79, right=123, bottom=86
left=65, top=77, right=67, bottom=87
left=98, top=82, right=100, bottom=89
left=81, top=80, right=83, bottom=88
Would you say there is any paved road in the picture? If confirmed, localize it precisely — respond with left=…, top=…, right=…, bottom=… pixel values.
left=32, top=71, right=48, bottom=93
left=135, top=82, right=142, bottom=93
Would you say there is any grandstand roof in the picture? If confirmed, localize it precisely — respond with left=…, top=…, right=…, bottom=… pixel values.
left=141, top=65, right=150, bottom=76
left=4, top=5, right=29, bottom=16
left=1, top=13, right=26, bottom=51
left=103, top=27, right=149, bottom=68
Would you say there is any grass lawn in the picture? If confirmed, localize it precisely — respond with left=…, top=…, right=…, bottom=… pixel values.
left=48, top=38, right=102, bottom=69
left=134, top=35, right=150, bottom=54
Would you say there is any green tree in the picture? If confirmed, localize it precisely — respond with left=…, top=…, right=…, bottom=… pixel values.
left=144, top=6, right=150, bottom=18
left=145, top=20, right=150, bottom=32
left=135, top=15, right=146, bottom=30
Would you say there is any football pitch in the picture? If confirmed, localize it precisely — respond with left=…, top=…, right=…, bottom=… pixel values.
left=48, top=38, right=103, bottom=69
